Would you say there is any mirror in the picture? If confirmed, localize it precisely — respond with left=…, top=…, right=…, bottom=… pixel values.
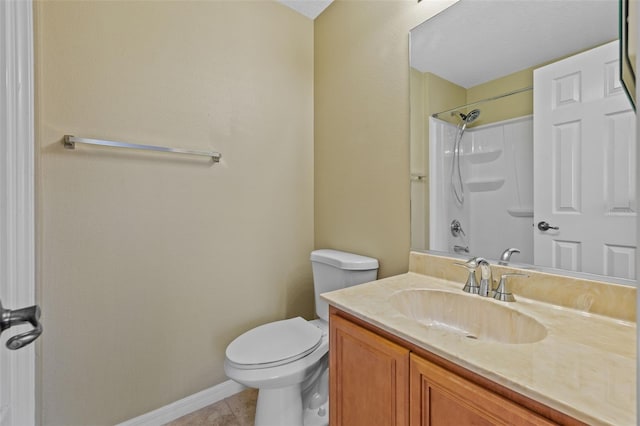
left=410, top=0, right=637, bottom=283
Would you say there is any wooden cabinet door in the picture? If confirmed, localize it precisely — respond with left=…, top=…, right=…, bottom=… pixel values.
left=329, top=313, right=410, bottom=426
left=410, top=354, right=557, bottom=425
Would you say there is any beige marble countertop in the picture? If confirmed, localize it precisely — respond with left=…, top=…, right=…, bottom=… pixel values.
left=322, top=271, right=636, bottom=426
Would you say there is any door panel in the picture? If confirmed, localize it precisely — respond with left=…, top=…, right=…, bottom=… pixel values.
left=552, top=121, right=581, bottom=213
left=534, top=40, right=636, bottom=279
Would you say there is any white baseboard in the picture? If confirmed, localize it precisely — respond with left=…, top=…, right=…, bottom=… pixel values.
left=116, top=380, right=246, bottom=426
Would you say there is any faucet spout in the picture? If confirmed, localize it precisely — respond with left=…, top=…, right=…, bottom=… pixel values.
left=477, top=259, right=493, bottom=297
left=499, top=248, right=520, bottom=265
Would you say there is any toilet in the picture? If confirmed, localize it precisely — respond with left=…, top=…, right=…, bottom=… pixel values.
left=224, top=249, right=379, bottom=426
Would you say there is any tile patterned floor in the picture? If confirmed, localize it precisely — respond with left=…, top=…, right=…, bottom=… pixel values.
left=165, top=388, right=258, bottom=426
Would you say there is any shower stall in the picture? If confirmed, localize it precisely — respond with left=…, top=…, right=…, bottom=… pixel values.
left=429, top=110, right=534, bottom=264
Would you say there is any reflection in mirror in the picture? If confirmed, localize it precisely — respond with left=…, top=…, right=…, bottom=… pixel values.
left=410, top=0, right=637, bottom=283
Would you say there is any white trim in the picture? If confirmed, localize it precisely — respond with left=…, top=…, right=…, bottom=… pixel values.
left=0, top=1, right=36, bottom=426
left=635, top=0, right=640, bottom=418
left=116, top=380, right=246, bottom=426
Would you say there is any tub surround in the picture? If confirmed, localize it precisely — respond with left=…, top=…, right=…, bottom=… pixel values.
left=322, top=251, right=636, bottom=425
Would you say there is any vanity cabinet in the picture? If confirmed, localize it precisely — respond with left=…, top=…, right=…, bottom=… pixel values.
left=330, top=308, right=578, bottom=426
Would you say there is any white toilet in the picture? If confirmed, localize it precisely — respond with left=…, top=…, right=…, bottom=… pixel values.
left=224, top=249, right=379, bottom=426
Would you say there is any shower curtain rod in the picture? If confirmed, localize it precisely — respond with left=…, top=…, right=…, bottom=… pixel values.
left=431, top=86, right=533, bottom=119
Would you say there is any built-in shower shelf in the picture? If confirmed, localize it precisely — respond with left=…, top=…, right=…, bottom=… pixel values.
left=506, top=207, right=534, bottom=217
left=465, top=149, right=502, bottom=164
left=465, top=178, right=505, bottom=192
left=443, top=149, right=502, bottom=164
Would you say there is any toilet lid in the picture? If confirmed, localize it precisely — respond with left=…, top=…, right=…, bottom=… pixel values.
left=226, top=317, right=323, bottom=369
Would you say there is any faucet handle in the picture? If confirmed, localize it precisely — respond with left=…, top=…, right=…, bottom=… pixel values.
left=493, top=273, right=528, bottom=302
left=453, top=257, right=482, bottom=271
left=453, top=260, right=480, bottom=294
left=465, top=256, right=487, bottom=268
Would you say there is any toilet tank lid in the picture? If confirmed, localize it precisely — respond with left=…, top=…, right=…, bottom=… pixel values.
left=310, top=249, right=379, bottom=270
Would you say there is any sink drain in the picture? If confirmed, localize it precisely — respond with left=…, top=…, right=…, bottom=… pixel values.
left=466, top=334, right=478, bottom=340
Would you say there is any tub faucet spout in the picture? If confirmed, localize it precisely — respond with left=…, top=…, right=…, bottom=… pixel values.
left=499, top=248, right=520, bottom=265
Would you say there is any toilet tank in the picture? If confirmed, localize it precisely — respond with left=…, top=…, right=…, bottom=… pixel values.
left=310, top=249, right=379, bottom=321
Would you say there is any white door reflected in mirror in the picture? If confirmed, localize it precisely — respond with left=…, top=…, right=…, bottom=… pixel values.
left=534, top=41, right=636, bottom=279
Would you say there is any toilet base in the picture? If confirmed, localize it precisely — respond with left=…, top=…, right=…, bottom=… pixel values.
left=255, top=385, right=303, bottom=426
left=254, top=385, right=329, bottom=426
left=303, top=404, right=329, bottom=426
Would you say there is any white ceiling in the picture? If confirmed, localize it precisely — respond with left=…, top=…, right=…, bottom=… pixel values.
left=278, top=0, right=333, bottom=19
left=410, top=0, right=619, bottom=88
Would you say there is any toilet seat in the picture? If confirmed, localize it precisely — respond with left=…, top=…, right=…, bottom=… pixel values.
left=226, top=317, right=322, bottom=370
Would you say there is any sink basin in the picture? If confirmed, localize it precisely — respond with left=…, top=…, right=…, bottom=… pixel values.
left=389, top=289, right=547, bottom=344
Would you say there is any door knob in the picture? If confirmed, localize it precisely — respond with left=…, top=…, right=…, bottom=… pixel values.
left=537, top=221, right=559, bottom=232
left=0, top=299, right=42, bottom=350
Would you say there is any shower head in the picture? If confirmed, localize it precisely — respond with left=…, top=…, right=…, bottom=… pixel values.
left=460, top=109, right=481, bottom=124
left=450, top=109, right=480, bottom=207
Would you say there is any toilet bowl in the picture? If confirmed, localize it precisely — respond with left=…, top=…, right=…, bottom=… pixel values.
left=224, top=250, right=378, bottom=426
left=225, top=318, right=329, bottom=426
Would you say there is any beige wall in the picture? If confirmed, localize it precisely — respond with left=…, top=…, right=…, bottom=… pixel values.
left=410, top=67, right=428, bottom=248
left=409, top=70, right=466, bottom=249
left=411, top=71, right=466, bottom=249
left=35, top=1, right=313, bottom=425
left=424, top=72, right=467, bottom=125
left=422, top=68, right=533, bottom=128
left=466, top=67, right=534, bottom=125
left=314, top=0, right=456, bottom=277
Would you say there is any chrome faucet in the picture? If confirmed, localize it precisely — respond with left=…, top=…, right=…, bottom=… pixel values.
left=455, top=257, right=493, bottom=297
left=476, top=258, right=494, bottom=297
left=499, top=247, right=520, bottom=265
left=455, top=257, right=527, bottom=301
left=455, top=257, right=494, bottom=296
